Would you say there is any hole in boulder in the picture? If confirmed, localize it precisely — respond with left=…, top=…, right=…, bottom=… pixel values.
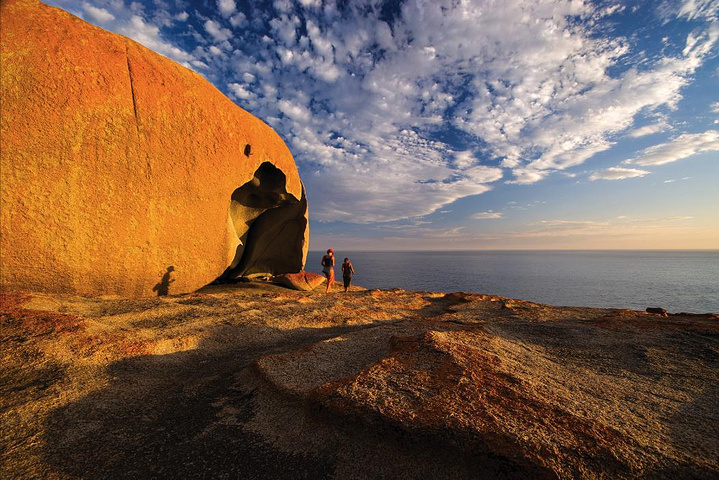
left=215, top=162, right=307, bottom=283
left=244, top=144, right=251, bottom=156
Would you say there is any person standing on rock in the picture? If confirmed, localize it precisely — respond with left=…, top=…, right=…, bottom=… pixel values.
left=321, top=248, right=335, bottom=293
left=341, top=257, right=355, bottom=293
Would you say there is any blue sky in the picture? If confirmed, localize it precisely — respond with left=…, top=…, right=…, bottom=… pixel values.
left=48, top=0, right=718, bottom=249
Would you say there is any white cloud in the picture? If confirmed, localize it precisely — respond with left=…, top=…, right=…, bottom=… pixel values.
left=55, top=0, right=717, bottom=224
left=662, top=177, right=692, bottom=183
left=227, top=83, right=254, bottom=100
left=301, top=129, right=503, bottom=222
left=627, top=122, right=668, bottom=138
left=626, top=130, right=719, bottom=166
left=298, top=0, right=321, bottom=8
left=677, top=0, right=718, bottom=21
left=229, top=12, right=247, bottom=28
left=453, top=151, right=475, bottom=169
left=217, top=0, right=236, bottom=18
left=269, top=14, right=299, bottom=46
left=464, top=166, right=504, bottom=183
left=506, top=168, right=549, bottom=185
left=663, top=177, right=692, bottom=184
left=204, top=19, right=232, bottom=42
left=711, top=102, right=719, bottom=114
left=590, top=167, right=651, bottom=181
left=83, top=2, right=114, bottom=23
left=190, top=60, right=209, bottom=70
left=278, top=99, right=312, bottom=122
left=447, top=1, right=716, bottom=184
left=472, top=211, right=503, bottom=220
left=118, top=15, right=196, bottom=67
left=601, top=5, right=626, bottom=17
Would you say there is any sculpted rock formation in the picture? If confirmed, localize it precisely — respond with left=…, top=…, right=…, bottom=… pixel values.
left=0, top=0, right=308, bottom=297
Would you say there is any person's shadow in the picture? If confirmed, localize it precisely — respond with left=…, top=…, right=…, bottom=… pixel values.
left=152, top=266, right=175, bottom=296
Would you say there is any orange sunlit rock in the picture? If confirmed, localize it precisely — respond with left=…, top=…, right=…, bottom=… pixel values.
left=0, top=0, right=308, bottom=297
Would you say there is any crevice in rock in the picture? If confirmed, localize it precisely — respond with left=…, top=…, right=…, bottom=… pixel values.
left=125, top=45, right=150, bottom=178
left=215, top=162, right=307, bottom=282
left=124, top=45, right=140, bottom=135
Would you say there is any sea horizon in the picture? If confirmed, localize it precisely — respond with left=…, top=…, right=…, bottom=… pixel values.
left=306, top=250, right=719, bottom=313
left=309, top=248, right=719, bottom=252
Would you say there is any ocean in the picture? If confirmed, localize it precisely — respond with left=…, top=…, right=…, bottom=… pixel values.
left=307, top=250, right=719, bottom=313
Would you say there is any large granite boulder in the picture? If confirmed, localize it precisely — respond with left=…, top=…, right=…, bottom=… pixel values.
left=0, top=0, right=308, bottom=297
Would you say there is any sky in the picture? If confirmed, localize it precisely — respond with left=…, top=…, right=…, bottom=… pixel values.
left=47, top=0, right=719, bottom=250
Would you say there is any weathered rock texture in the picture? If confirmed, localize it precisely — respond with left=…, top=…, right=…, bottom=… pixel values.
left=2, top=285, right=717, bottom=479
left=271, top=271, right=326, bottom=291
left=0, top=0, right=308, bottom=297
left=252, top=291, right=719, bottom=479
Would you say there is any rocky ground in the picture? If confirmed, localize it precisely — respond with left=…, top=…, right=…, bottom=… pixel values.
left=1, top=281, right=717, bottom=479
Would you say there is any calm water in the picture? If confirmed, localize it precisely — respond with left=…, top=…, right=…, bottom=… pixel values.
left=307, top=250, right=719, bottom=313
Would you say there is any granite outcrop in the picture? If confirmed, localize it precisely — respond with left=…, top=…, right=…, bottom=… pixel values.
left=0, top=0, right=308, bottom=297
left=2, top=284, right=717, bottom=479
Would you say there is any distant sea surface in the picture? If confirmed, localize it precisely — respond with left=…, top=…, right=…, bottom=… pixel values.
left=307, top=250, right=719, bottom=313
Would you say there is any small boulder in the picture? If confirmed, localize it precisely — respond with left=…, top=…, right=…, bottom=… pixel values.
left=272, top=271, right=326, bottom=291
left=441, top=292, right=477, bottom=303
left=646, top=307, right=668, bottom=316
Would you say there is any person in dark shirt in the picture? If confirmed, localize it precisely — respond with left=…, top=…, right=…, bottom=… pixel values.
left=321, top=248, right=335, bottom=293
left=341, top=257, right=355, bottom=293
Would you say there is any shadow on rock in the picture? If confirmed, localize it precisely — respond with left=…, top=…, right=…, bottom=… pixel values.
left=42, top=323, right=365, bottom=479
left=152, top=266, right=175, bottom=297
left=42, top=315, right=537, bottom=479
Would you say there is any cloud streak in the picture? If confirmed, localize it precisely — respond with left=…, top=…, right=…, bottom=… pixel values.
left=472, top=211, right=503, bottom=220
left=626, top=130, right=719, bottom=166
left=312, top=214, right=710, bottom=250
left=627, top=122, right=668, bottom=138
left=590, top=167, right=651, bottom=181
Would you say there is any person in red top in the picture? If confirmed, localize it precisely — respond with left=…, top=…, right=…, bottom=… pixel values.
left=321, top=248, right=335, bottom=293
left=341, top=257, right=355, bottom=293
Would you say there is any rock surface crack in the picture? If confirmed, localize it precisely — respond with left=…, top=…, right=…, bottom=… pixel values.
left=125, top=45, right=140, bottom=135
